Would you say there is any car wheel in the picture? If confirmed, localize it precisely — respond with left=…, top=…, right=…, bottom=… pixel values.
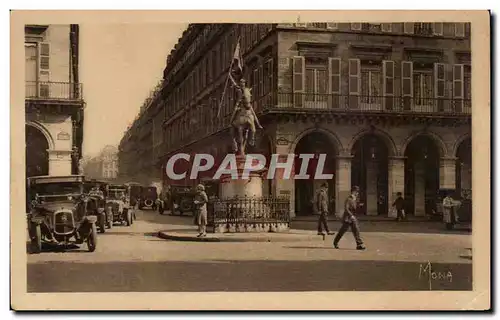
left=31, top=224, right=42, bottom=254
left=99, top=215, right=106, bottom=233
left=126, top=210, right=132, bottom=226
left=87, top=223, right=97, bottom=252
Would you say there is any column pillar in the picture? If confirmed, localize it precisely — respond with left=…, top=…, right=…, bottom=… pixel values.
left=387, top=156, right=405, bottom=218
left=440, top=157, right=457, bottom=190
left=459, top=161, right=472, bottom=191
left=365, top=160, right=378, bottom=216
left=414, top=161, right=426, bottom=217
left=48, top=150, right=72, bottom=176
left=335, top=155, right=352, bottom=218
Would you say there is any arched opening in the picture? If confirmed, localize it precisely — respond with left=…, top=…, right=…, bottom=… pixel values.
left=351, top=134, right=389, bottom=216
left=456, top=137, right=472, bottom=199
left=404, top=135, right=440, bottom=216
left=256, top=135, right=273, bottom=196
left=26, top=124, right=49, bottom=178
left=294, top=131, right=337, bottom=216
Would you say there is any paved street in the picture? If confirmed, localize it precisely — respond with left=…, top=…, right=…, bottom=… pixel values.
left=27, top=209, right=472, bottom=292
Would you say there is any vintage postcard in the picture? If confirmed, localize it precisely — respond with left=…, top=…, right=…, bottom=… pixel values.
left=10, top=10, right=490, bottom=311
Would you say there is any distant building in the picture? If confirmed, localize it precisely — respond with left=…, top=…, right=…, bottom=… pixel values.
left=83, top=145, right=119, bottom=180
left=119, top=23, right=472, bottom=219
left=25, top=24, right=85, bottom=178
left=117, top=81, right=164, bottom=186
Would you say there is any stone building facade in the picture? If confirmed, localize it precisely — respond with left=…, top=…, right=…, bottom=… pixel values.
left=118, top=82, right=164, bottom=186
left=83, top=145, right=119, bottom=180
left=25, top=24, right=85, bottom=178
left=122, top=23, right=472, bottom=218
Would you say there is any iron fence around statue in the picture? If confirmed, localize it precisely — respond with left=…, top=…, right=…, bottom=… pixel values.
left=207, top=195, right=290, bottom=233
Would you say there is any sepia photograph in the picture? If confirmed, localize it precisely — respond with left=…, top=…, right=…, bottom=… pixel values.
left=10, top=10, right=490, bottom=311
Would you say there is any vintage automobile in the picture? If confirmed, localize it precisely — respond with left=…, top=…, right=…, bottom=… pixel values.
left=156, top=188, right=169, bottom=215
left=169, top=185, right=196, bottom=216
left=26, top=175, right=98, bottom=253
left=126, top=182, right=142, bottom=208
left=435, top=188, right=472, bottom=230
left=83, top=179, right=112, bottom=233
left=168, top=182, right=219, bottom=216
left=139, top=186, right=158, bottom=210
left=106, top=184, right=133, bottom=226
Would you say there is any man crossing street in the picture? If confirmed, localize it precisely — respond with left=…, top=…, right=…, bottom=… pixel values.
left=333, top=186, right=366, bottom=250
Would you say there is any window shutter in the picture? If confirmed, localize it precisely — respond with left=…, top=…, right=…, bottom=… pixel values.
left=453, top=64, right=464, bottom=112
left=38, top=42, right=50, bottom=97
left=455, top=23, right=465, bottom=37
left=433, top=23, right=443, bottom=36
left=292, top=56, right=305, bottom=107
left=348, top=58, right=360, bottom=109
left=381, top=23, right=392, bottom=32
left=404, top=23, right=414, bottom=34
left=327, top=23, right=338, bottom=30
left=328, top=57, right=341, bottom=109
left=351, top=23, right=361, bottom=31
left=401, top=61, right=413, bottom=110
left=434, top=63, right=446, bottom=111
left=383, top=60, right=395, bottom=110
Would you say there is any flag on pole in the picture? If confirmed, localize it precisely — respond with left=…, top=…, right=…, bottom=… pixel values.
left=218, top=38, right=244, bottom=117
left=229, top=41, right=244, bottom=86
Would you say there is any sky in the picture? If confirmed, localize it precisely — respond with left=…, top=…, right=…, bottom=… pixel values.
left=80, top=23, right=188, bottom=157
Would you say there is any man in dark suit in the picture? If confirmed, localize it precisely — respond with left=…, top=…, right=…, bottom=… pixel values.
left=333, top=186, right=366, bottom=250
left=392, top=192, right=405, bottom=221
left=316, top=183, right=334, bottom=236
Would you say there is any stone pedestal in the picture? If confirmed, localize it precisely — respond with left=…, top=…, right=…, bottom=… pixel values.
left=216, top=155, right=289, bottom=234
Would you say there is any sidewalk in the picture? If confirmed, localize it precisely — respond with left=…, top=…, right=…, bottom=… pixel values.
left=157, top=228, right=326, bottom=243
left=292, top=215, right=431, bottom=222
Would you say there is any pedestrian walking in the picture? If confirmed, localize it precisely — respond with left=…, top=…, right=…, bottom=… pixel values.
left=333, top=186, right=366, bottom=250
left=193, top=184, right=209, bottom=237
left=392, top=192, right=406, bottom=221
left=316, top=183, right=334, bottom=236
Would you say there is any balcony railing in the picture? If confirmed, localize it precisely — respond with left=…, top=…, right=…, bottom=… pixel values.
left=25, top=81, right=83, bottom=101
left=255, top=93, right=471, bottom=115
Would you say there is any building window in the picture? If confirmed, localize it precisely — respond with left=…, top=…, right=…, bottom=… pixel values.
left=361, top=64, right=381, bottom=104
left=464, top=66, right=471, bottom=100
left=305, top=62, right=328, bottom=102
left=413, top=67, right=433, bottom=106
left=414, top=23, right=433, bottom=36
left=25, top=43, right=38, bottom=82
left=455, top=23, right=466, bottom=37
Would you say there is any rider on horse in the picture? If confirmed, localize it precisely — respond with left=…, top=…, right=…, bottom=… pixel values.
left=229, top=78, right=263, bottom=154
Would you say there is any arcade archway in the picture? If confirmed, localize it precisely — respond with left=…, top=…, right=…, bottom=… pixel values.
left=256, top=135, right=273, bottom=196
left=404, top=135, right=441, bottom=216
left=293, top=131, right=337, bottom=216
left=26, top=124, right=49, bottom=178
left=351, top=134, right=389, bottom=216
